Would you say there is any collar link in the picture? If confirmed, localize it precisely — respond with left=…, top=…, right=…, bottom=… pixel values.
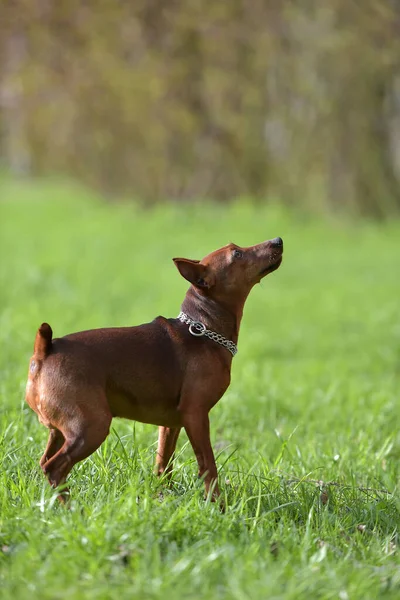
left=177, top=311, right=238, bottom=357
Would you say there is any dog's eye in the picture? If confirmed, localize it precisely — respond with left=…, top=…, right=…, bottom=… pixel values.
left=232, top=249, right=243, bottom=259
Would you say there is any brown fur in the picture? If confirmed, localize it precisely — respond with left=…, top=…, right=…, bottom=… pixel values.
left=33, top=323, right=53, bottom=360
left=25, top=238, right=283, bottom=503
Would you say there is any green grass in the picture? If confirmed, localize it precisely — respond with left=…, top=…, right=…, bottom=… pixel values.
left=1, top=179, right=399, bottom=599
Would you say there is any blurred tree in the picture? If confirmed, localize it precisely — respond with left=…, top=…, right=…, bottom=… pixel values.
left=0, top=0, right=399, bottom=215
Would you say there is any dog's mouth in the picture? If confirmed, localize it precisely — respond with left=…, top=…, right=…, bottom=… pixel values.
left=259, top=255, right=283, bottom=277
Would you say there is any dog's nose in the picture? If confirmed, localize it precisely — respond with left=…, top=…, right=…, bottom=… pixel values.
left=270, top=237, right=283, bottom=248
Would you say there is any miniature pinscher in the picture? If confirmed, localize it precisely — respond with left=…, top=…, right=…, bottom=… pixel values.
left=26, top=237, right=283, bottom=502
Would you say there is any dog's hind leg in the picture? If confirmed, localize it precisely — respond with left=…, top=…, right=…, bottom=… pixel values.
left=39, top=428, right=65, bottom=469
left=41, top=399, right=112, bottom=503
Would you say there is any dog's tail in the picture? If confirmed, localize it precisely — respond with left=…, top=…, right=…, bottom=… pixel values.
left=33, top=323, right=53, bottom=360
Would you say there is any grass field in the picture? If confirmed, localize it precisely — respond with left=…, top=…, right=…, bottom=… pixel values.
left=1, top=180, right=399, bottom=599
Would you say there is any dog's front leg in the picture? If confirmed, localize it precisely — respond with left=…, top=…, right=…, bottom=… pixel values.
left=182, top=411, right=220, bottom=501
left=155, top=426, right=181, bottom=479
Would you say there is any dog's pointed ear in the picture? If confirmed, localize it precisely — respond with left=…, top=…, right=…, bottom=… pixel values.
left=173, top=258, right=214, bottom=289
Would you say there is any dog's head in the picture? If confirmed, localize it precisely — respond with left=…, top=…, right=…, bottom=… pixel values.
left=173, top=238, right=283, bottom=304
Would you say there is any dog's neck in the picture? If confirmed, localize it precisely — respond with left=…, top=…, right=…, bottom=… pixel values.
left=180, top=286, right=246, bottom=344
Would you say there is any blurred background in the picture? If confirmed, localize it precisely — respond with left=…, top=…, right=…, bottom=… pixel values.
left=1, top=0, right=400, bottom=216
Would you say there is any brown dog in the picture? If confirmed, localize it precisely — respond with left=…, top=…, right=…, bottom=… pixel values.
left=25, top=237, right=283, bottom=502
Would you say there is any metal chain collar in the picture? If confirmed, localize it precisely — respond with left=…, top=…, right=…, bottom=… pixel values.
left=177, top=311, right=238, bottom=357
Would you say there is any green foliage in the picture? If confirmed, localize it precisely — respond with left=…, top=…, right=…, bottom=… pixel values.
left=0, top=180, right=400, bottom=599
left=1, top=1, right=400, bottom=214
